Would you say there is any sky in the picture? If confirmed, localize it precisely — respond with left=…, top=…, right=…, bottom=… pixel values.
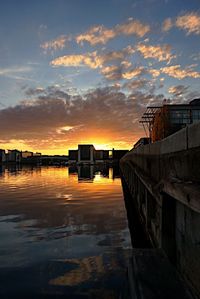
left=0, top=0, right=200, bottom=155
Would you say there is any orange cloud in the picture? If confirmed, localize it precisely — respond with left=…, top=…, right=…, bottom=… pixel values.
left=168, top=85, right=189, bottom=96
left=115, top=19, right=150, bottom=37
left=76, top=25, right=115, bottom=46
left=41, top=35, right=69, bottom=52
left=149, top=69, right=160, bottom=78
left=51, top=52, right=101, bottom=69
left=161, top=65, right=200, bottom=79
left=136, top=43, right=175, bottom=63
left=176, top=12, right=200, bottom=35
left=76, top=19, right=150, bottom=45
left=162, top=18, right=173, bottom=32
left=122, top=67, right=146, bottom=79
left=51, top=46, right=135, bottom=77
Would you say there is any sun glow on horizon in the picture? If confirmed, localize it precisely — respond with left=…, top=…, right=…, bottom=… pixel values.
left=0, top=138, right=134, bottom=156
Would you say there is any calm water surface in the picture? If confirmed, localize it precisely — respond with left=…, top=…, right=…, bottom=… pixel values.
left=0, top=165, right=131, bottom=298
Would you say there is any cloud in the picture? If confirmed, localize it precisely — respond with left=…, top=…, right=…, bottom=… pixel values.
left=190, top=52, right=200, bottom=61
left=0, top=86, right=164, bottom=151
left=0, top=66, right=36, bottom=82
left=25, top=87, right=45, bottom=96
left=122, top=67, right=146, bottom=79
left=148, top=69, right=160, bottom=77
left=168, top=85, right=189, bottom=96
left=76, top=19, right=150, bottom=45
left=51, top=46, right=135, bottom=69
left=176, top=12, right=200, bottom=35
left=25, top=85, right=71, bottom=100
left=51, top=51, right=101, bottom=69
left=0, top=66, right=32, bottom=76
left=76, top=25, right=116, bottom=46
left=100, top=46, right=135, bottom=64
left=124, top=78, right=151, bottom=91
left=115, top=19, right=150, bottom=37
left=161, top=64, right=200, bottom=79
left=136, top=43, right=175, bottom=63
left=41, top=35, right=70, bottom=53
left=51, top=46, right=135, bottom=80
left=162, top=18, right=173, bottom=32
left=168, top=85, right=200, bottom=103
left=101, top=65, right=123, bottom=80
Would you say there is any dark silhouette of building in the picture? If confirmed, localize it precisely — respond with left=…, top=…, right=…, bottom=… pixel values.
left=68, top=150, right=78, bottom=163
left=7, top=150, right=22, bottom=162
left=0, top=149, right=6, bottom=163
left=68, top=145, right=128, bottom=164
left=94, top=150, right=109, bottom=162
left=112, top=149, right=128, bottom=161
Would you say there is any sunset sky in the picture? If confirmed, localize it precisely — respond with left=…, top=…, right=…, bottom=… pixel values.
left=0, top=0, right=200, bottom=155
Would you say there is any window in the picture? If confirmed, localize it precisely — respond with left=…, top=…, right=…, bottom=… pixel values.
left=192, top=110, right=200, bottom=123
left=170, top=109, right=190, bottom=124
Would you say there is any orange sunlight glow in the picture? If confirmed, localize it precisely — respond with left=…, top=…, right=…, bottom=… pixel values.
left=0, top=131, right=141, bottom=155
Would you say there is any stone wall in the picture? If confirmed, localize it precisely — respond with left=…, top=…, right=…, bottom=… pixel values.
left=120, top=121, right=200, bottom=297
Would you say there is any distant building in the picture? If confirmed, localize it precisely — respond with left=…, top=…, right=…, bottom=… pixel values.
left=78, top=145, right=95, bottom=164
left=22, top=151, right=33, bottom=158
left=0, top=149, right=6, bottom=163
left=134, top=137, right=150, bottom=148
left=94, top=150, right=109, bottom=162
left=68, top=150, right=78, bottom=163
left=33, top=152, right=41, bottom=156
left=140, top=98, right=200, bottom=142
left=68, top=145, right=128, bottom=164
left=7, top=150, right=22, bottom=162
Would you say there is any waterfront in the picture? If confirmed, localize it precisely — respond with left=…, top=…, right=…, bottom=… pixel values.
left=0, top=165, right=131, bottom=298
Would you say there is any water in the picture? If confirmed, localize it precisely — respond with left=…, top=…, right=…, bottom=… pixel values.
left=0, top=165, right=131, bottom=298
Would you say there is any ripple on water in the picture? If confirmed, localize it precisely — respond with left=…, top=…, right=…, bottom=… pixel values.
left=0, top=165, right=131, bottom=298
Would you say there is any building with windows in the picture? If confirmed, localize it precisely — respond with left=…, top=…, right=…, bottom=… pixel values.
left=7, top=150, right=22, bottom=162
left=140, top=98, right=200, bottom=142
left=68, top=145, right=127, bottom=164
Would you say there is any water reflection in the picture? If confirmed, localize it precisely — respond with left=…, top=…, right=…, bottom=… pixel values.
left=0, top=165, right=131, bottom=298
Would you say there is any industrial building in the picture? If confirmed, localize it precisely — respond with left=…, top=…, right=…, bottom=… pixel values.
left=140, top=98, right=200, bottom=142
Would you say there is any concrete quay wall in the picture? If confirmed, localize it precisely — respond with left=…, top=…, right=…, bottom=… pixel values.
left=120, top=121, right=200, bottom=297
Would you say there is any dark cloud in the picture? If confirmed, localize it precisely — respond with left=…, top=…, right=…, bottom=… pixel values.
left=123, top=78, right=149, bottom=90
left=168, top=85, right=189, bottom=97
left=0, top=86, right=165, bottom=149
